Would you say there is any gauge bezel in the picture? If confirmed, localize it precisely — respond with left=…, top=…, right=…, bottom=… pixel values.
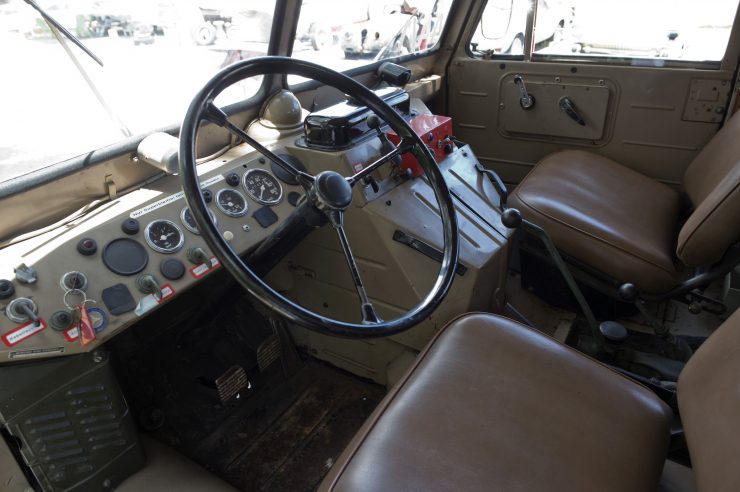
left=243, top=168, right=283, bottom=206
left=180, top=206, right=217, bottom=235
left=215, top=188, right=249, bottom=217
left=144, top=219, right=185, bottom=254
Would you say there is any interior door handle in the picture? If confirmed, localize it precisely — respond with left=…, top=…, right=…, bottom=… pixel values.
left=559, top=97, right=586, bottom=126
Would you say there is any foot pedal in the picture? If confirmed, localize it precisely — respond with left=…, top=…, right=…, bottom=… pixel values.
left=215, top=365, right=250, bottom=403
left=256, top=333, right=281, bottom=371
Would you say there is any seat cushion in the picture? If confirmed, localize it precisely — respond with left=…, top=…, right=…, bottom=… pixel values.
left=509, top=150, right=681, bottom=294
left=319, top=313, right=672, bottom=492
left=117, top=436, right=237, bottom=491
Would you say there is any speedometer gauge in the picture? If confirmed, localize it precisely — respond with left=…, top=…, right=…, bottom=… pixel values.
left=243, top=169, right=283, bottom=205
left=216, top=188, right=248, bottom=217
left=180, top=206, right=217, bottom=235
left=144, top=219, right=185, bottom=254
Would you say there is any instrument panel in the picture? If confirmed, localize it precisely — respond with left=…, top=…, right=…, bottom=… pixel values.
left=0, top=149, right=304, bottom=364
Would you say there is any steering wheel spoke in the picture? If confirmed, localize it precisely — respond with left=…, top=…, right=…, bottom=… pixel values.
left=328, top=210, right=383, bottom=324
left=204, top=102, right=315, bottom=188
left=347, top=137, right=414, bottom=186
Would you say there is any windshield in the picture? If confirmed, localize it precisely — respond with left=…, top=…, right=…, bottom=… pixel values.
left=0, top=0, right=273, bottom=183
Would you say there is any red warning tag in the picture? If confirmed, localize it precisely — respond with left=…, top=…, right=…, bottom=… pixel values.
left=189, top=257, right=221, bottom=279
left=2, top=319, right=47, bottom=347
left=78, top=304, right=96, bottom=347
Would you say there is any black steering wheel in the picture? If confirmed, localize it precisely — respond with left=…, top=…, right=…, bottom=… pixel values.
left=179, top=56, right=458, bottom=337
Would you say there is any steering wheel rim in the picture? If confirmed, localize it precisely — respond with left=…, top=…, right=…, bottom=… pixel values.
left=179, top=56, right=458, bottom=337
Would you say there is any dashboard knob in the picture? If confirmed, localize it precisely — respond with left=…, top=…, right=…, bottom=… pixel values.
left=77, top=237, right=98, bottom=256
left=121, top=218, right=140, bottom=235
left=50, top=310, right=74, bottom=331
left=0, top=279, right=14, bottom=299
left=225, top=172, right=241, bottom=187
left=202, top=189, right=213, bottom=203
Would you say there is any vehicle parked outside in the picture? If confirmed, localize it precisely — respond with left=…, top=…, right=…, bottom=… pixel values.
left=340, top=0, right=448, bottom=59
left=470, top=0, right=570, bottom=55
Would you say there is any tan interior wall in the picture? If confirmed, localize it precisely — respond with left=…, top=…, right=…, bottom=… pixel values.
left=448, top=60, right=735, bottom=185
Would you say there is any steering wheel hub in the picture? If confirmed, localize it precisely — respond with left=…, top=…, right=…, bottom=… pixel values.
left=313, top=171, right=353, bottom=210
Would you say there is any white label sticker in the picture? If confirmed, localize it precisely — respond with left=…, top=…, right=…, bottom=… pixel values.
left=134, top=284, right=175, bottom=317
left=64, top=326, right=79, bottom=342
left=2, top=320, right=47, bottom=347
left=190, top=257, right=221, bottom=279
left=129, top=175, right=224, bottom=219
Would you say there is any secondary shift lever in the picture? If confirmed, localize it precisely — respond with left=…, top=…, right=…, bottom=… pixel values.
left=366, top=114, right=402, bottom=166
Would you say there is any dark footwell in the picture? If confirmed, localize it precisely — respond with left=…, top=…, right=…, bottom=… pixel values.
left=109, top=287, right=384, bottom=491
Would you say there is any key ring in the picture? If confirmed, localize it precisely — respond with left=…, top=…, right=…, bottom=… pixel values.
left=63, top=288, right=88, bottom=310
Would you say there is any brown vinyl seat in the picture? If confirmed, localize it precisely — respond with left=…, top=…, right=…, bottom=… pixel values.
left=320, top=309, right=740, bottom=491
left=508, top=112, right=740, bottom=294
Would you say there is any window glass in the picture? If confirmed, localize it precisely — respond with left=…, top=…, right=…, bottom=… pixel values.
left=0, top=0, right=273, bottom=184
left=289, top=0, right=451, bottom=85
left=471, top=0, right=739, bottom=63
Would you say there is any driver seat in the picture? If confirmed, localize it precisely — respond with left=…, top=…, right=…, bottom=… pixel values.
left=319, top=309, right=740, bottom=491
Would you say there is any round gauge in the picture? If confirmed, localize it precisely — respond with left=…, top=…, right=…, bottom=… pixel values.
left=144, top=219, right=185, bottom=254
left=216, top=188, right=249, bottom=217
left=243, top=168, right=283, bottom=205
left=180, top=206, right=217, bottom=235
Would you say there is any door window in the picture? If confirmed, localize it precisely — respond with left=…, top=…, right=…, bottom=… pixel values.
left=470, top=0, right=740, bottom=64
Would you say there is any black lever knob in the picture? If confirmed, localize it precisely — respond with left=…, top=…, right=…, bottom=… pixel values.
left=366, top=114, right=381, bottom=131
left=599, top=321, right=628, bottom=344
left=618, top=283, right=638, bottom=302
left=501, top=208, right=523, bottom=229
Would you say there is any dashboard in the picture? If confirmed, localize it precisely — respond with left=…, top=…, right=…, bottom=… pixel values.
left=0, top=91, right=510, bottom=367
left=0, top=143, right=332, bottom=364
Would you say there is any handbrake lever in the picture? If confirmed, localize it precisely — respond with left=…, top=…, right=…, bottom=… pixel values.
left=474, top=161, right=508, bottom=211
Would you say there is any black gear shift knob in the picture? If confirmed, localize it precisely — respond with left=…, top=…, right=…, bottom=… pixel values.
left=366, top=114, right=381, bottom=131
left=501, top=208, right=522, bottom=229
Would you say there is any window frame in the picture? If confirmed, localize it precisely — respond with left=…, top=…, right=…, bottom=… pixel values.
left=466, top=0, right=740, bottom=71
left=285, top=0, right=458, bottom=94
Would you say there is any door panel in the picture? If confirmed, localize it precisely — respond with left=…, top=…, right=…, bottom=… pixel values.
left=448, top=59, right=734, bottom=185
left=499, top=74, right=612, bottom=140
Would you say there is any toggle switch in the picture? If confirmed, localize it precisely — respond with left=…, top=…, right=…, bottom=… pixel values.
left=136, top=274, right=163, bottom=300
left=187, top=247, right=214, bottom=268
left=6, top=297, right=40, bottom=325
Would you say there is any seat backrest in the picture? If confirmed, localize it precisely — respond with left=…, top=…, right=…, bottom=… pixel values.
left=678, top=308, right=740, bottom=491
left=677, top=112, right=740, bottom=266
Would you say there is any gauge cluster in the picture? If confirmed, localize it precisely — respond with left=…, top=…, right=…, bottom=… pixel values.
left=0, top=150, right=306, bottom=364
